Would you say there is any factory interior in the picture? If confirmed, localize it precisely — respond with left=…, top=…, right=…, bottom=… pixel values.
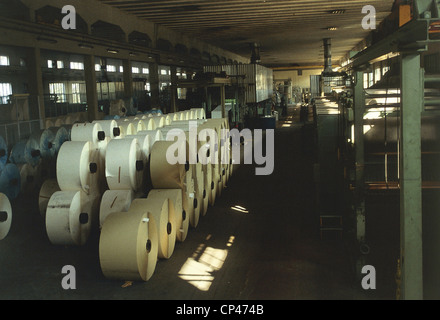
left=0, top=0, right=440, bottom=302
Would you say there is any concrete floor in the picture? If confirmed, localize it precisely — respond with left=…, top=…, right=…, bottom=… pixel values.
left=0, top=106, right=394, bottom=300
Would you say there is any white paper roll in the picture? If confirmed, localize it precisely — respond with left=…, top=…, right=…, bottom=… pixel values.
left=39, top=179, right=60, bottom=218
left=148, top=189, right=188, bottom=243
left=142, top=118, right=156, bottom=131
left=99, top=210, right=158, bottom=281
left=0, top=193, right=12, bottom=240
left=183, top=170, right=198, bottom=228
left=129, top=197, right=176, bottom=260
left=71, top=123, right=106, bottom=146
left=136, top=130, right=164, bottom=145
left=92, top=120, right=121, bottom=140
left=99, top=189, right=135, bottom=228
left=152, top=116, right=165, bottom=129
left=128, top=135, right=152, bottom=163
left=105, top=138, right=144, bottom=192
left=116, top=120, right=137, bottom=136
left=57, top=141, right=96, bottom=194
left=46, top=190, right=93, bottom=246
left=17, top=163, right=41, bottom=194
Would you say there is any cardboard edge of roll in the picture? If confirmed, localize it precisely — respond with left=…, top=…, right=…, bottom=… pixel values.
left=99, top=211, right=158, bottom=282
left=129, top=196, right=176, bottom=260
left=148, top=189, right=188, bottom=243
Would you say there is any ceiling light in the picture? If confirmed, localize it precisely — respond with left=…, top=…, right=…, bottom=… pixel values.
left=107, top=49, right=119, bottom=54
left=329, top=9, right=346, bottom=15
left=326, top=27, right=338, bottom=31
left=78, top=43, right=94, bottom=49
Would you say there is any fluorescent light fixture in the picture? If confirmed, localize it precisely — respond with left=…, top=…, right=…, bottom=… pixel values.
left=107, top=48, right=119, bottom=54
left=78, top=43, right=94, bottom=49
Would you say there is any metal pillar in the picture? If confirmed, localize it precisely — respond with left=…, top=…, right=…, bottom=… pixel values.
left=149, top=62, right=160, bottom=109
left=353, top=70, right=367, bottom=275
left=122, top=59, right=133, bottom=99
left=399, top=53, right=423, bottom=300
left=170, top=66, right=178, bottom=113
left=84, top=54, right=99, bottom=122
left=27, top=47, right=45, bottom=129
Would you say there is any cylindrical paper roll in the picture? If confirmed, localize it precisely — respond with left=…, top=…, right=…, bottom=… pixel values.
left=142, top=118, right=156, bottom=131
left=0, top=193, right=12, bottom=240
left=129, top=197, right=176, bottom=259
left=24, top=136, right=42, bottom=167
left=193, top=163, right=207, bottom=217
left=0, top=136, right=7, bottom=169
left=57, top=141, right=93, bottom=194
left=92, top=120, right=121, bottom=140
left=71, top=123, right=106, bottom=146
left=99, top=210, right=158, bottom=281
left=148, top=189, right=188, bottom=243
left=105, top=138, right=144, bottom=192
left=131, top=120, right=146, bottom=133
left=9, top=141, right=27, bottom=165
left=128, top=135, right=152, bottom=163
left=47, top=127, right=69, bottom=156
left=152, top=116, right=165, bottom=129
left=183, top=170, right=198, bottom=228
left=39, top=179, right=60, bottom=218
left=136, top=130, right=164, bottom=145
left=17, top=163, right=41, bottom=194
left=164, top=114, right=173, bottom=126
left=203, top=162, right=213, bottom=210
left=99, top=189, right=135, bottom=228
left=45, top=190, right=92, bottom=246
left=150, top=140, right=188, bottom=190
left=0, top=163, right=21, bottom=201
left=116, top=120, right=137, bottom=136
left=191, top=108, right=207, bottom=120
left=54, top=117, right=65, bottom=127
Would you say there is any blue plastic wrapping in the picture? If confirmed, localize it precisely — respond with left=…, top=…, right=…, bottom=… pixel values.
left=0, top=136, right=7, bottom=170
left=0, top=163, right=21, bottom=201
left=48, top=127, right=69, bottom=156
left=9, top=140, right=28, bottom=165
left=24, top=136, right=42, bottom=167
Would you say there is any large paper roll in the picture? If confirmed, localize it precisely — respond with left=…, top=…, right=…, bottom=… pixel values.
left=152, top=116, right=165, bottom=129
left=129, top=197, right=176, bottom=260
left=99, top=210, right=158, bottom=281
left=99, top=189, right=135, bottom=228
left=17, top=163, right=41, bottom=194
left=71, top=123, right=106, bottom=146
left=39, top=179, right=60, bottom=218
left=24, top=136, right=42, bottom=167
left=46, top=190, right=93, bottom=246
left=47, top=127, right=69, bottom=156
left=109, top=99, right=127, bottom=117
left=203, top=162, right=213, bottom=209
left=193, top=162, right=207, bottom=217
left=9, top=141, right=27, bottom=165
left=92, top=120, right=121, bottom=140
left=148, top=189, right=188, bottom=243
left=116, top=120, right=137, bottom=137
left=141, top=118, right=156, bottom=131
left=136, top=130, right=164, bottom=145
left=131, top=120, right=146, bottom=133
left=191, top=108, right=207, bottom=120
left=183, top=170, right=198, bottom=228
left=106, top=138, right=144, bottom=192
left=128, top=135, right=152, bottom=163
left=0, top=163, right=21, bottom=201
left=150, top=140, right=188, bottom=190
left=0, top=193, right=12, bottom=241
left=0, top=136, right=7, bottom=170
left=57, top=141, right=95, bottom=194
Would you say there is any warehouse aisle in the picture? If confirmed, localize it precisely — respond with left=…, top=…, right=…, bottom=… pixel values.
left=0, top=107, right=377, bottom=300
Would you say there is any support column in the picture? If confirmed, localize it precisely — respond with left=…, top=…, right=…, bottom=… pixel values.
left=399, top=53, right=423, bottom=300
left=26, top=47, right=45, bottom=129
left=149, top=62, right=160, bottom=110
left=170, top=66, right=178, bottom=113
left=84, top=54, right=100, bottom=122
left=221, top=84, right=226, bottom=119
left=122, top=59, right=133, bottom=99
left=354, top=70, right=367, bottom=276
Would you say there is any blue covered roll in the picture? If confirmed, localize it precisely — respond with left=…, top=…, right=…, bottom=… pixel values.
left=47, top=127, right=69, bottom=156
left=103, top=115, right=121, bottom=120
left=0, top=163, right=21, bottom=201
left=9, top=141, right=28, bottom=165
left=32, top=129, right=56, bottom=160
left=0, top=136, right=7, bottom=170
left=24, top=136, right=42, bottom=167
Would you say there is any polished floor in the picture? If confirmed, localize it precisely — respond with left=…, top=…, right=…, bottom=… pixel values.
left=0, top=107, right=396, bottom=300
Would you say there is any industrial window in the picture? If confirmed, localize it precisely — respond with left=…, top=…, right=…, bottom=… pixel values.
left=132, top=67, right=140, bottom=74
left=368, top=72, right=374, bottom=88
left=106, top=65, right=116, bottom=72
left=57, top=61, right=64, bottom=69
left=47, top=60, right=54, bottom=68
left=178, top=88, right=187, bottom=100
left=374, top=68, right=381, bottom=83
left=0, top=56, right=10, bottom=66
left=142, top=68, right=149, bottom=74
left=70, top=62, right=84, bottom=70
left=145, top=82, right=151, bottom=92
left=95, top=64, right=101, bottom=71
left=363, top=73, right=369, bottom=89
left=0, top=83, right=12, bottom=104
left=424, top=53, right=440, bottom=74
left=119, top=66, right=124, bottom=73
left=160, top=69, right=168, bottom=75
left=382, top=66, right=390, bottom=76
left=49, top=82, right=66, bottom=103
left=71, top=83, right=82, bottom=104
